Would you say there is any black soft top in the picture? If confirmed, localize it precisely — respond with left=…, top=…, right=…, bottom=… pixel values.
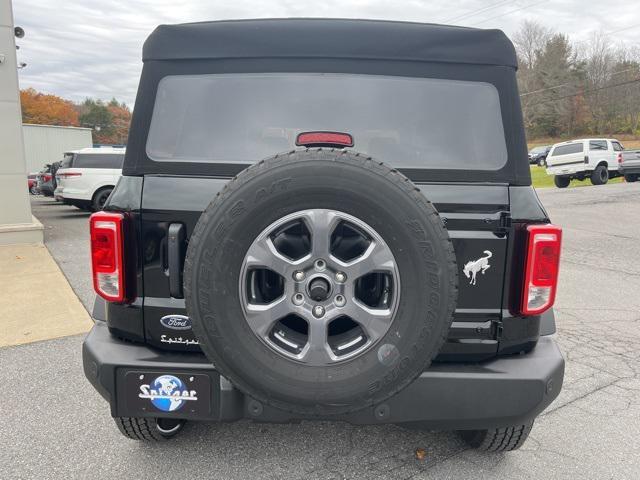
left=143, top=18, right=517, bottom=68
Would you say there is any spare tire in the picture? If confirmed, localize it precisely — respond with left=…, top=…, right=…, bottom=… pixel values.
left=184, top=149, right=457, bottom=415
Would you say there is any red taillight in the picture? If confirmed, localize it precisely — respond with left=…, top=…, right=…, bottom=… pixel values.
left=521, top=224, right=562, bottom=315
left=296, top=131, right=353, bottom=148
left=617, top=153, right=623, bottom=164
left=90, top=211, right=126, bottom=302
left=43, top=174, right=52, bottom=182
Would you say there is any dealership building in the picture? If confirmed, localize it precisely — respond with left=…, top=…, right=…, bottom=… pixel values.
left=22, top=124, right=92, bottom=174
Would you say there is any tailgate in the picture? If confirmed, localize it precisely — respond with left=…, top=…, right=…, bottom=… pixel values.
left=418, top=184, right=509, bottom=360
left=622, top=150, right=640, bottom=167
left=139, top=176, right=510, bottom=360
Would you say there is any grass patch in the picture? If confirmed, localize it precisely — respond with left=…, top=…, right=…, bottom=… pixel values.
left=531, top=165, right=624, bottom=189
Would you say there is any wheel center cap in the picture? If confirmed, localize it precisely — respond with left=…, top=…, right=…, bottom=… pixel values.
left=308, top=277, right=331, bottom=301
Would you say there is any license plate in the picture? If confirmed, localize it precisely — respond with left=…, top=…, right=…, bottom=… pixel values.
left=124, top=371, right=211, bottom=416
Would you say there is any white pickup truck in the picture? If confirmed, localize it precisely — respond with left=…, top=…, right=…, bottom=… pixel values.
left=546, top=138, right=624, bottom=188
left=619, top=149, right=640, bottom=182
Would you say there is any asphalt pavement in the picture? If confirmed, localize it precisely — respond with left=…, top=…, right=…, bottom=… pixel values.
left=29, top=196, right=94, bottom=311
left=2, top=184, right=640, bottom=479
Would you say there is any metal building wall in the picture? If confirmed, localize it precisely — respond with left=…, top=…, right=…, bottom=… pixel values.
left=22, top=124, right=92, bottom=173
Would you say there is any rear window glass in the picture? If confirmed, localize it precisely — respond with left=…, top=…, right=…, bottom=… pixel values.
left=612, top=141, right=623, bottom=151
left=551, top=143, right=583, bottom=156
left=146, top=73, right=508, bottom=171
left=589, top=140, right=607, bottom=151
left=73, top=153, right=124, bottom=169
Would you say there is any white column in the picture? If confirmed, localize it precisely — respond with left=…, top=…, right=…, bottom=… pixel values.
left=0, top=0, right=43, bottom=244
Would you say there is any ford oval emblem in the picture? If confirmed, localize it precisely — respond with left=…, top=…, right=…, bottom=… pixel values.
left=160, top=315, right=192, bottom=331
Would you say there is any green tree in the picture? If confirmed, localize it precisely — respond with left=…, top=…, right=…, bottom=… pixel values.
left=531, top=34, right=581, bottom=137
left=78, top=98, right=114, bottom=143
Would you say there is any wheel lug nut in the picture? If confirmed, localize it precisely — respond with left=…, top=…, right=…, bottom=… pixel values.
left=293, top=270, right=305, bottom=282
left=335, top=271, right=347, bottom=283
left=292, top=293, right=304, bottom=306
left=314, top=259, right=326, bottom=271
left=335, top=295, right=346, bottom=307
left=313, top=305, right=325, bottom=318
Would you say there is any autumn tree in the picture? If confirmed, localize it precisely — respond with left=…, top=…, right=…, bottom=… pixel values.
left=513, top=20, right=640, bottom=139
left=20, top=88, right=79, bottom=126
left=78, top=98, right=131, bottom=144
left=106, top=98, right=132, bottom=145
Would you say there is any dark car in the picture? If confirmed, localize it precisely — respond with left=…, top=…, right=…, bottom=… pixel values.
left=27, top=174, right=38, bottom=194
left=36, top=162, right=60, bottom=197
left=528, top=145, right=551, bottom=166
left=619, top=148, right=640, bottom=182
left=83, top=19, right=564, bottom=451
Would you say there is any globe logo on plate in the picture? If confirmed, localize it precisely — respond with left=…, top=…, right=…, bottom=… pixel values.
left=138, top=374, right=198, bottom=412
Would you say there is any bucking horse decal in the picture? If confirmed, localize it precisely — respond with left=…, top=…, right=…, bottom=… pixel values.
left=463, top=250, right=492, bottom=286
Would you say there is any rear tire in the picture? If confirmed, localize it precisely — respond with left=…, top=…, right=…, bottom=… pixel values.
left=624, top=173, right=638, bottom=182
left=590, top=165, right=609, bottom=185
left=458, top=421, right=534, bottom=452
left=30, top=186, right=38, bottom=195
left=92, top=187, right=113, bottom=211
left=554, top=176, right=570, bottom=188
left=114, top=417, right=185, bottom=441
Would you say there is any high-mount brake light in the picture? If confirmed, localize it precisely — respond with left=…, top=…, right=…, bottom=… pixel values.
left=90, top=211, right=126, bottom=302
left=296, top=131, right=354, bottom=148
left=521, top=224, right=562, bottom=315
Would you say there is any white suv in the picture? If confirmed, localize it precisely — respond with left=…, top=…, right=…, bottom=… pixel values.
left=545, top=138, right=624, bottom=188
left=55, top=147, right=125, bottom=210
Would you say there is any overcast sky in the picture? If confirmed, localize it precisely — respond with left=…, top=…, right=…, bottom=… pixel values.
left=12, top=0, right=639, bottom=107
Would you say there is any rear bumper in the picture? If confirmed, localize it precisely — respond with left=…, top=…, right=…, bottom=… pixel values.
left=39, top=184, right=55, bottom=196
left=59, top=190, right=91, bottom=201
left=55, top=188, right=91, bottom=207
left=546, top=165, right=588, bottom=176
left=83, top=322, right=564, bottom=430
left=620, top=165, right=640, bottom=175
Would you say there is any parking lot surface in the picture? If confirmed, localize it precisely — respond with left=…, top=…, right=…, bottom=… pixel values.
left=29, top=197, right=94, bottom=310
left=2, top=184, right=640, bottom=479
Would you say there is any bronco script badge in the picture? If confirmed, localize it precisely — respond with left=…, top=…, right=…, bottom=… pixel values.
left=463, top=250, right=492, bottom=286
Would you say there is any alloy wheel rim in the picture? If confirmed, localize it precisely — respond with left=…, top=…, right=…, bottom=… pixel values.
left=239, top=209, right=400, bottom=366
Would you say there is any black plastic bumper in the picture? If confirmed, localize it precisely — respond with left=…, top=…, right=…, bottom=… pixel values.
left=620, top=166, right=640, bottom=175
left=83, top=322, right=564, bottom=430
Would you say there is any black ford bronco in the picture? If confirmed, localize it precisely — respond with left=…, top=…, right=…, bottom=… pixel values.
left=83, top=19, right=565, bottom=451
